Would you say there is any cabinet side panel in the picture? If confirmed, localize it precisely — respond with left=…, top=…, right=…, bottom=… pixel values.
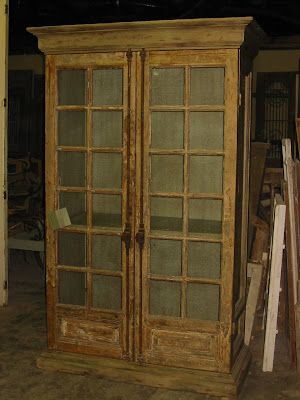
left=232, top=64, right=253, bottom=361
left=219, top=50, right=239, bottom=372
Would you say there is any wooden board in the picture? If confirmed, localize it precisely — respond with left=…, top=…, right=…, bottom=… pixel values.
left=0, top=0, right=8, bottom=306
left=282, top=139, right=298, bottom=302
left=263, top=194, right=286, bottom=372
left=245, top=262, right=263, bottom=345
left=294, top=160, right=300, bottom=278
left=250, top=217, right=269, bottom=262
left=8, top=231, right=44, bottom=252
left=283, top=182, right=297, bottom=368
left=37, top=347, right=251, bottom=399
left=248, top=142, right=270, bottom=254
left=296, top=118, right=300, bottom=154
left=295, top=301, right=300, bottom=373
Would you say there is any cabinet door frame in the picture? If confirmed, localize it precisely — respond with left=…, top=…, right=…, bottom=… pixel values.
left=0, top=0, right=8, bottom=307
left=45, top=52, right=136, bottom=360
left=135, top=49, right=239, bottom=372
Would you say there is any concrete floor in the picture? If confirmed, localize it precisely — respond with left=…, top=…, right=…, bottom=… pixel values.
left=0, top=251, right=299, bottom=400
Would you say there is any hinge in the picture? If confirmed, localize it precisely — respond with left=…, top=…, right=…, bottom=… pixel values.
left=3, top=190, right=6, bottom=200
left=126, top=49, right=132, bottom=61
left=140, top=49, right=146, bottom=62
left=5, top=3, right=8, bottom=14
left=3, top=281, right=7, bottom=290
left=3, top=98, right=7, bottom=107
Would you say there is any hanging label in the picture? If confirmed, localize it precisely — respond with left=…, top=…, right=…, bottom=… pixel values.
left=48, top=208, right=71, bottom=230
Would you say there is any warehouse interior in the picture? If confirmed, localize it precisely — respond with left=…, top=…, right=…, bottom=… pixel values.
left=2, top=1, right=300, bottom=399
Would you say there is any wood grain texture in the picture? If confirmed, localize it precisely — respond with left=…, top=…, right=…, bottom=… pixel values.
left=45, top=55, right=57, bottom=348
left=219, top=49, right=238, bottom=372
left=263, top=194, right=286, bottom=372
left=282, top=139, right=298, bottom=302
left=34, top=17, right=263, bottom=397
left=27, top=17, right=266, bottom=55
left=283, top=182, right=297, bottom=368
left=0, top=0, right=9, bottom=306
left=245, top=262, right=263, bottom=345
left=36, top=348, right=251, bottom=398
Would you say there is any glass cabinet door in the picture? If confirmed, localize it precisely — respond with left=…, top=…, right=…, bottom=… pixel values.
left=140, top=50, right=237, bottom=371
left=148, top=64, right=224, bottom=320
left=48, top=52, right=132, bottom=359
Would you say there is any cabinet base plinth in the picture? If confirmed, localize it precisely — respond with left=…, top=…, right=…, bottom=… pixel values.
left=37, top=345, right=251, bottom=399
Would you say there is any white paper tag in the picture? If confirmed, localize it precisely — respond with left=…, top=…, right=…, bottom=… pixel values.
left=48, top=208, right=71, bottom=230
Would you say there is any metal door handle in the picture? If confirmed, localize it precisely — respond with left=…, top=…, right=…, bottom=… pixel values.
left=135, top=224, right=145, bottom=249
left=121, top=223, right=131, bottom=252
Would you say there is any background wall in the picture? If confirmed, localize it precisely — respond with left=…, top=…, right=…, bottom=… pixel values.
left=7, top=54, right=45, bottom=157
left=251, top=49, right=300, bottom=147
left=8, top=54, right=44, bottom=74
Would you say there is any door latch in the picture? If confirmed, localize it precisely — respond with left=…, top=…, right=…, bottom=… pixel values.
left=135, top=224, right=145, bottom=249
left=121, top=223, right=131, bottom=253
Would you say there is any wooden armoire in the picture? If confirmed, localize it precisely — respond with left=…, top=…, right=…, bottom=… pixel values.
left=28, top=17, right=266, bottom=399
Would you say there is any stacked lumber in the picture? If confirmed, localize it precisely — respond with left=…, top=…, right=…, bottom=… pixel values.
left=245, top=137, right=300, bottom=372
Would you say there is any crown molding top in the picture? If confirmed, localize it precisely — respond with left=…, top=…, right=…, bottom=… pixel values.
left=27, top=17, right=267, bottom=54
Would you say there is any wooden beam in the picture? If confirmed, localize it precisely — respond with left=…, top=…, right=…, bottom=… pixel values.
left=0, top=0, right=8, bottom=306
left=263, top=194, right=286, bottom=372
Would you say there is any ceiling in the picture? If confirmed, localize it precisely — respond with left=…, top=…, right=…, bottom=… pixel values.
left=9, top=0, right=300, bottom=54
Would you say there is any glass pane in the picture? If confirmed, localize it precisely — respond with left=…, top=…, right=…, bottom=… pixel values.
left=93, top=194, right=121, bottom=228
left=93, top=111, right=122, bottom=148
left=58, top=271, right=86, bottom=306
left=58, top=232, right=86, bottom=267
left=188, top=241, right=221, bottom=279
left=150, top=239, right=181, bottom=276
left=59, top=192, right=86, bottom=226
left=58, top=70, right=86, bottom=105
left=189, top=112, right=224, bottom=150
left=151, top=155, right=183, bottom=193
left=151, top=112, right=184, bottom=149
left=151, top=197, right=182, bottom=232
left=92, top=235, right=121, bottom=271
left=151, top=68, right=184, bottom=105
left=190, top=68, right=224, bottom=105
left=93, top=69, right=123, bottom=105
left=149, top=280, right=181, bottom=317
left=189, top=199, right=222, bottom=235
left=93, top=153, right=122, bottom=189
left=58, top=152, right=86, bottom=187
left=92, top=275, right=121, bottom=310
left=187, top=283, right=219, bottom=320
left=189, top=156, right=223, bottom=193
left=58, top=111, right=86, bottom=147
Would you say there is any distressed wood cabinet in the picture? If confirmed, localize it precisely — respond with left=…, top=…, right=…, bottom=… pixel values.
left=28, top=17, right=266, bottom=398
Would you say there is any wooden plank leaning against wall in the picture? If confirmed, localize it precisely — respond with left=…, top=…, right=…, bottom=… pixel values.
left=0, top=0, right=8, bottom=306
